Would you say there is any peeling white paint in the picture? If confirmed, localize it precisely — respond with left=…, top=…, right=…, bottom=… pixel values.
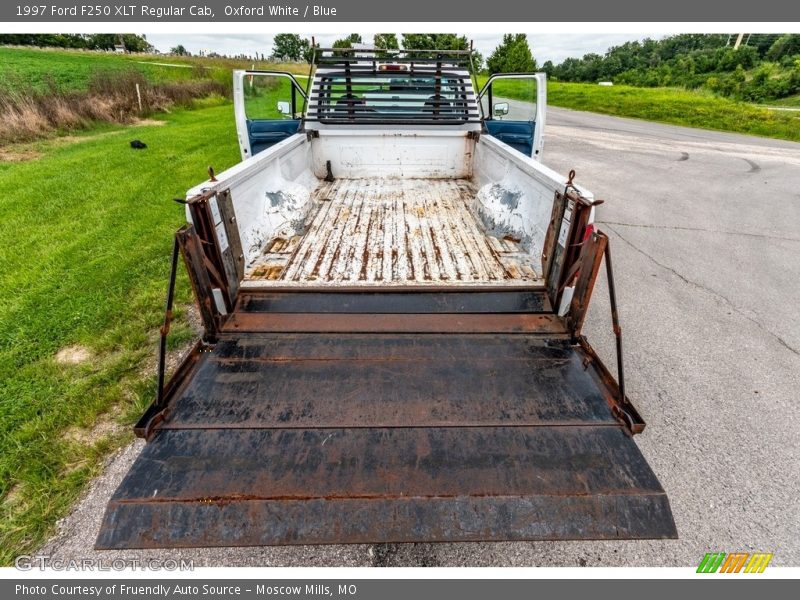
left=247, top=178, right=539, bottom=285
left=188, top=128, right=585, bottom=287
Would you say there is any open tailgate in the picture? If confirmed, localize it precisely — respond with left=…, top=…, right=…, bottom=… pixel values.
left=97, top=288, right=676, bottom=548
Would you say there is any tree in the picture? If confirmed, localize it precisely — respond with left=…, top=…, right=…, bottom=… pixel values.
left=767, top=34, right=800, bottom=61
left=332, top=34, right=363, bottom=49
left=271, top=33, right=309, bottom=62
left=401, top=33, right=468, bottom=54
left=374, top=33, right=399, bottom=49
left=0, top=32, right=152, bottom=51
left=374, top=33, right=399, bottom=57
left=486, top=34, right=536, bottom=74
left=537, top=33, right=798, bottom=101
left=170, top=44, right=190, bottom=56
left=400, top=34, right=482, bottom=72
left=120, top=34, right=153, bottom=53
left=87, top=34, right=118, bottom=50
left=85, top=34, right=151, bottom=52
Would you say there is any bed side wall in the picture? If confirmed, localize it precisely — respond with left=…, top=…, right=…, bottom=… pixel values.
left=186, top=134, right=316, bottom=267
left=472, top=136, right=592, bottom=275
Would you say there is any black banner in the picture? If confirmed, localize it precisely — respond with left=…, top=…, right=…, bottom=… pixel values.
left=4, top=579, right=795, bottom=600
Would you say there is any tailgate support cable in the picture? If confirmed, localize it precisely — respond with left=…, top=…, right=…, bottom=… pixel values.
left=156, top=236, right=181, bottom=407
left=604, top=241, right=626, bottom=404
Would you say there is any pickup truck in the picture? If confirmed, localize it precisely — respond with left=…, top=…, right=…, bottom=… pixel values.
left=97, top=49, right=677, bottom=549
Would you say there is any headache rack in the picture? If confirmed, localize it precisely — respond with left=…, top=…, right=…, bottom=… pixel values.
left=306, top=47, right=483, bottom=126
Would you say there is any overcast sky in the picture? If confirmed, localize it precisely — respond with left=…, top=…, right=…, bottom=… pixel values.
left=144, top=33, right=668, bottom=64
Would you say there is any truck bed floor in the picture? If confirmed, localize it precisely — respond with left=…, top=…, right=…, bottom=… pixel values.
left=244, top=178, right=539, bottom=287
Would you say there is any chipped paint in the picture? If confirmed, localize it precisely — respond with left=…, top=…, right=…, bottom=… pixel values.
left=245, top=178, right=540, bottom=286
left=200, top=130, right=586, bottom=284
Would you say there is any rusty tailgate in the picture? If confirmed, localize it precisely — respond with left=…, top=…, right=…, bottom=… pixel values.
left=96, top=288, right=676, bottom=549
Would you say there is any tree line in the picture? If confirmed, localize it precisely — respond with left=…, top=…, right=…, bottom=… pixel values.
left=271, top=32, right=538, bottom=75
left=271, top=33, right=486, bottom=72
left=543, top=34, right=800, bottom=102
left=0, top=34, right=153, bottom=53
left=0, top=31, right=533, bottom=76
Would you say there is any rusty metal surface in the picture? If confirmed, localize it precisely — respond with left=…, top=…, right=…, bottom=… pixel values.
left=245, top=178, right=540, bottom=286
left=96, top=426, right=676, bottom=548
left=567, top=231, right=608, bottom=336
left=223, top=312, right=566, bottom=334
left=186, top=193, right=238, bottom=312
left=134, top=340, right=211, bottom=439
left=545, top=189, right=594, bottom=309
left=103, top=285, right=675, bottom=548
left=158, top=334, right=619, bottom=429
left=175, top=225, right=221, bottom=339
left=576, top=337, right=646, bottom=435
left=238, top=290, right=552, bottom=313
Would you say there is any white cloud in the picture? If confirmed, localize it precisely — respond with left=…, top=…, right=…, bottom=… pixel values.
left=144, top=32, right=668, bottom=64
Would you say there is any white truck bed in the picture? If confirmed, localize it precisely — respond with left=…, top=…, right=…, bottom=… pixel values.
left=243, top=178, right=540, bottom=287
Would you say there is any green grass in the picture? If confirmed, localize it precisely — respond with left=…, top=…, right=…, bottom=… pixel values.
left=243, top=75, right=309, bottom=119
left=760, top=93, right=800, bottom=108
left=478, top=76, right=800, bottom=142
left=131, top=52, right=312, bottom=77
left=0, top=102, right=242, bottom=564
left=0, top=46, right=312, bottom=93
left=548, top=82, right=800, bottom=141
left=0, top=46, right=198, bottom=91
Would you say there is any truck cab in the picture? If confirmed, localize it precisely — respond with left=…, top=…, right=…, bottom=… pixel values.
left=233, top=57, right=546, bottom=161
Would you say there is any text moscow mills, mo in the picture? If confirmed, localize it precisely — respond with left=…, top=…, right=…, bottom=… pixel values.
left=16, top=584, right=359, bottom=597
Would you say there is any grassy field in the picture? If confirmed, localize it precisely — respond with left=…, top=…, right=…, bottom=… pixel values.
left=0, top=46, right=202, bottom=91
left=761, top=93, right=800, bottom=108
left=0, top=46, right=311, bottom=92
left=5, top=46, right=797, bottom=141
left=0, top=46, right=311, bottom=144
left=0, top=102, right=242, bottom=563
left=243, top=75, right=307, bottom=119
left=480, top=76, right=800, bottom=142
left=548, top=82, right=800, bottom=141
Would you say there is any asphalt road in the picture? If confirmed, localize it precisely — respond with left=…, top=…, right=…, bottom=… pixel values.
left=41, top=105, right=800, bottom=567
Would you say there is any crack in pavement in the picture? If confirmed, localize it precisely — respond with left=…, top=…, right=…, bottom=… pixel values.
left=601, top=221, right=800, bottom=244
left=605, top=224, right=800, bottom=358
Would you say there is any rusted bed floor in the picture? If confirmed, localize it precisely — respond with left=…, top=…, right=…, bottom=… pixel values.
left=244, top=178, right=540, bottom=286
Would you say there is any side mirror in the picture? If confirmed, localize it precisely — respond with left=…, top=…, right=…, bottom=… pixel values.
left=276, top=101, right=291, bottom=116
left=493, top=102, right=509, bottom=117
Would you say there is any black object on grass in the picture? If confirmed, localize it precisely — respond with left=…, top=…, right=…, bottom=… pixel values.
left=130, top=140, right=147, bottom=149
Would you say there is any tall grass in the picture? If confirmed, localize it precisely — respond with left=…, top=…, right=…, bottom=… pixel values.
left=0, top=70, right=228, bottom=144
